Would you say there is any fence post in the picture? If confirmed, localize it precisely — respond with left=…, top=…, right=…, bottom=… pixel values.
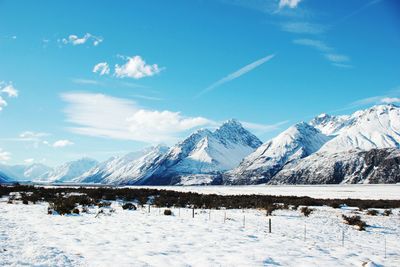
left=192, top=207, right=195, bottom=218
left=269, top=218, right=271, bottom=233
left=304, top=224, right=307, bottom=242
left=342, top=228, right=344, bottom=246
left=224, top=211, right=226, bottom=223
left=148, top=204, right=150, bottom=213
left=384, top=237, right=386, bottom=259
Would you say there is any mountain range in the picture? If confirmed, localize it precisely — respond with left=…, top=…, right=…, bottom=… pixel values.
left=1, top=104, right=400, bottom=185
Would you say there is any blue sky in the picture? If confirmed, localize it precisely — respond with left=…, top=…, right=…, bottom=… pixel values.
left=0, top=0, right=399, bottom=166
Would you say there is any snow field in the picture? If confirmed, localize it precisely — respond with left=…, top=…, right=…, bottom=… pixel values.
left=123, top=184, right=400, bottom=200
left=1, top=198, right=399, bottom=266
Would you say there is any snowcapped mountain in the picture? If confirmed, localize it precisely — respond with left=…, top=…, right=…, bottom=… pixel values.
left=139, top=119, right=262, bottom=185
left=317, top=104, right=400, bottom=152
left=271, top=148, right=400, bottom=184
left=36, top=158, right=98, bottom=183
left=0, top=172, right=10, bottom=183
left=0, top=163, right=52, bottom=181
left=75, top=119, right=261, bottom=186
left=225, top=104, right=400, bottom=185
left=76, top=145, right=169, bottom=185
left=224, top=122, right=331, bottom=184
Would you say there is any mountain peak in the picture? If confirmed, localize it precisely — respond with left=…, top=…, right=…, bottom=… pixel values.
left=214, top=119, right=262, bottom=149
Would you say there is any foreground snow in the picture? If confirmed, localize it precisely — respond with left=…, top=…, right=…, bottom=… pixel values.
left=1, top=199, right=399, bottom=266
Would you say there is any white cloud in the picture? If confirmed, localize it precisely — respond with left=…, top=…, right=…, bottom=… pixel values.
left=24, top=158, right=34, bottom=164
left=0, top=96, right=7, bottom=111
left=1, top=84, right=18, bottom=97
left=198, top=54, right=275, bottom=97
left=279, top=0, right=302, bottom=9
left=293, top=39, right=332, bottom=52
left=93, top=62, right=110, bottom=76
left=0, top=149, right=11, bottom=162
left=61, top=92, right=213, bottom=143
left=281, top=22, right=325, bottom=34
left=381, top=97, right=400, bottom=104
left=0, top=82, right=18, bottom=111
left=53, top=139, right=74, bottom=148
left=324, top=54, right=350, bottom=63
left=61, top=33, right=103, bottom=46
left=114, top=56, right=162, bottom=79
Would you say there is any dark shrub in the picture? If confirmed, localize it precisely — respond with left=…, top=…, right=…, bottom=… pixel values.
left=367, top=209, right=379, bottom=216
left=164, top=209, right=172, bottom=216
left=266, top=204, right=278, bottom=216
left=97, top=201, right=111, bottom=208
left=22, top=199, right=28, bottom=205
left=49, top=197, right=77, bottom=215
left=300, top=206, right=313, bottom=217
left=122, top=202, right=136, bottom=210
left=342, top=215, right=367, bottom=231
left=82, top=206, right=89, bottom=213
left=383, top=209, right=392, bottom=216
left=330, top=202, right=341, bottom=209
left=72, top=208, right=80, bottom=214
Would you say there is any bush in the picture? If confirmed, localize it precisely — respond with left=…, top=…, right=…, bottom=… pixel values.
left=164, top=209, right=172, bottom=216
left=22, top=199, right=28, bottom=205
left=330, top=202, right=341, bottom=209
left=342, top=215, right=367, bottom=231
left=300, top=206, right=313, bottom=217
left=383, top=209, right=392, bottom=216
left=97, top=201, right=111, bottom=208
left=366, top=209, right=379, bottom=216
left=266, top=204, right=277, bottom=216
left=48, top=197, right=77, bottom=215
left=122, top=202, right=136, bottom=210
left=72, top=208, right=80, bottom=214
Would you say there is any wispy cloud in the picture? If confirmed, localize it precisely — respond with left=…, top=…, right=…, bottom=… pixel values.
left=93, top=62, right=110, bottom=76
left=72, top=78, right=103, bottom=85
left=292, top=39, right=332, bottom=52
left=331, top=0, right=383, bottom=27
left=131, top=94, right=163, bottom=101
left=197, top=54, right=275, bottom=97
left=333, top=87, right=400, bottom=112
left=61, top=92, right=213, bottom=143
left=242, top=120, right=290, bottom=135
left=324, top=54, right=350, bottom=63
left=60, top=33, right=103, bottom=46
left=293, top=39, right=352, bottom=68
left=280, top=22, right=325, bottom=34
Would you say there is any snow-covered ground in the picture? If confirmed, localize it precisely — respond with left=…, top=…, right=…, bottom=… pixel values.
left=1, top=198, right=399, bottom=266
left=121, top=184, right=400, bottom=200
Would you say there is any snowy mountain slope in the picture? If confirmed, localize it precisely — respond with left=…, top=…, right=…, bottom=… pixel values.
left=36, top=158, right=98, bottom=183
left=0, top=171, right=11, bottom=183
left=314, top=104, right=400, bottom=152
left=0, top=163, right=51, bottom=181
left=141, top=119, right=262, bottom=185
left=270, top=148, right=400, bottom=184
left=224, top=122, right=331, bottom=185
left=309, top=113, right=352, bottom=135
left=76, top=146, right=169, bottom=185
